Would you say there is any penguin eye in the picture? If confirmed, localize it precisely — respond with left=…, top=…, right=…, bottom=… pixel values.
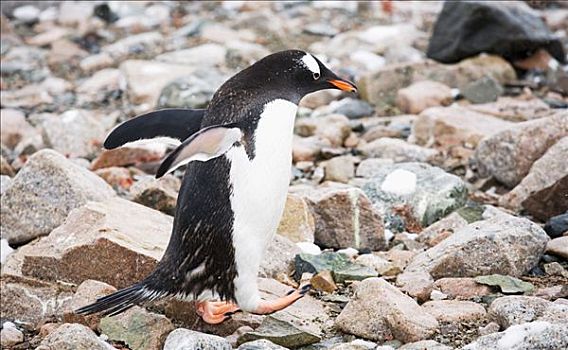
left=312, top=72, right=320, bottom=80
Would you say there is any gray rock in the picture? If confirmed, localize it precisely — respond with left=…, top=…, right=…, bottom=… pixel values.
left=336, top=277, right=439, bottom=343
left=259, top=234, right=300, bottom=279
left=102, top=32, right=164, bottom=61
left=0, top=149, right=115, bottom=244
left=164, top=329, right=232, bottom=350
left=294, top=252, right=377, bottom=283
left=237, top=339, right=288, bottom=349
left=461, top=321, right=568, bottom=350
left=301, top=185, right=386, bottom=251
left=362, top=162, right=468, bottom=228
left=358, top=138, right=439, bottom=163
left=355, top=158, right=394, bottom=178
left=99, top=306, right=174, bottom=350
left=42, top=110, right=107, bottom=159
left=158, top=70, right=226, bottom=109
left=40, top=323, right=114, bottom=350
left=5, top=198, right=172, bottom=288
left=474, top=274, right=534, bottom=294
left=401, top=213, right=549, bottom=280
left=225, top=41, right=271, bottom=70
left=329, top=98, right=374, bottom=119
left=500, top=136, right=568, bottom=220
left=461, top=76, right=504, bottom=104
left=237, top=315, right=321, bottom=349
left=474, top=113, right=568, bottom=188
left=489, top=296, right=551, bottom=329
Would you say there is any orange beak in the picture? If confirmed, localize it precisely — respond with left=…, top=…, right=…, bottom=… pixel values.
left=328, top=79, right=357, bottom=93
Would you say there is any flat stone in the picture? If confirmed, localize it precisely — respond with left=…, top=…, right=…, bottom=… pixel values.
left=395, top=270, right=434, bottom=302
left=42, top=109, right=107, bottom=159
left=294, top=252, right=377, bottom=283
left=417, top=212, right=469, bottom=247
left=422, top=300, right=487, bottom=324
left=461, top=76, right=503, bottom=104
left=399, top=340, right=452, bottom=350
left=329, top=97, right=374, bottom=119
left=310, top=270, right=337, bottom=293
left=156, top=43, right=227, bottom=67
left=466, top=97, right=553, bottom=122
left=1, top=84, right=54, bottom=109
left=9, top=198, right=172, bottom=288
left=474, top=113, right=568, bottom=188
left=100, top=306, right=174, bottom=350
left=362, top=162, right=468, bottom=228
left=411, top=106, right=513, bottom=149
left=276, top=194, right=315, bottom=243
left=546, top=237, right=568, bottom=259
left=0, top=275, right=74, bottom=328
left=461, top=321, right=568, bottom=350
left=500, top=137, right=568, bottom=220
left=336, top=277, right=439, bottom=343
left=474, top=275, right=534, bottom=294
left=396, top=80, right=453, bottom=114
left=401, top=214, right=549, bottom=279
left=302, top=185, right=386, bottom=251
left=0, top=149, right=115, bottom=244
left=433, top=277, right=493, bottom=300
left=163, top=328, right=232, bottom=350
left=63, top=279, right=117, bottom=329
left=237, top=316, right=321, bottom=348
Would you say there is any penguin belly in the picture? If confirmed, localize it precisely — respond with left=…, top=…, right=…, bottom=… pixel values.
left=227, top=99, right=298, bottom=311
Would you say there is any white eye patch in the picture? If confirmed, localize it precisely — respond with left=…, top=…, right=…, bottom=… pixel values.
left=300, top=53, right=320, bottom=75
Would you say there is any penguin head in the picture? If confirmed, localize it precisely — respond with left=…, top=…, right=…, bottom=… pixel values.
left=244, top=50, right=357, bottom=102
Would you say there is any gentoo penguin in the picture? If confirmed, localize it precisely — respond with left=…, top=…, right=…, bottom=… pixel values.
left=76, top=49, right=357, bottom=324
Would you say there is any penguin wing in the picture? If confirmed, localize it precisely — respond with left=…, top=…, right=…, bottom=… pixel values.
left=156, top=123, right=243, bottom=178
left=103, top=108, right=205, bottom=149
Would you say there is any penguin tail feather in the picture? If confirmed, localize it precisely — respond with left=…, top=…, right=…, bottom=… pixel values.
left=74, top=283, right=164, bottom=317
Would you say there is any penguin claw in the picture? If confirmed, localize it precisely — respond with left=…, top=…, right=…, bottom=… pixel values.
left=299, top=284, right=312, bottom=295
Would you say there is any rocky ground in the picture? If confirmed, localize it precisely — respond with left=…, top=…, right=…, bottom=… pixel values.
left=1, top=1, right=567, bottom=350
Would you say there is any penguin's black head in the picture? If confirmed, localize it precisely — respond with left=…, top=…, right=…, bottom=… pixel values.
left=244, top=50, right=357, bottom=103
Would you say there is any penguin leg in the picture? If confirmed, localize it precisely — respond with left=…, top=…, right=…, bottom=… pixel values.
left=195, top=300, right=240, bottom=324
left=252, top=284, right=311, bottom=315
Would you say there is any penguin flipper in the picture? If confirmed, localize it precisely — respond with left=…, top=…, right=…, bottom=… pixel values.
left=103, top=108, right=206, bottom=150
left=156, top=124, right=242, bottom=178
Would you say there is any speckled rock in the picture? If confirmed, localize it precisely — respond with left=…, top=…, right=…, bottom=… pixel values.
left=130, top=175, right=180, bottom=216
left=474, top=113, right=568, bottom=188
left=401, top=214, right=549, bottom=279
left=500, top=137, right=568, bottom=220
left=466, top=97, right=553, bottom=122
left=362, top=162, right=468, bottom=228
left=163, top=329, right=232, bottom=350
left=91, top=146, right=164, bottom=170
left=422, top=300, right=487, bottom=324
left=0, top=322, right=24, bottom=348
left=237, top=315, right=321, bottom=348
left=0, top=149, right=115, bottom=244
left=100, top=306, right=174, bottom=350
left=489, top=296, right=551, bottom=329
left=411, top=106, right=513, bottom=149
left=40, top=323, right=114, bottom=350
left=432, top=278, right=493, bottom=300
left=417, top=212, right=469, bottom=247
left=396, top=80, right=453, bottom=114
left=461, top=321, right=568, bottom=350
left=399, top=340, right=452, bottom=350
left=302, top=185, right=386, bottom=251
left=277, top=194, right=316, bottom=243
left=7, top=198, right=172, bottom=288
left=294, top=252, right=377, bottom=283
left=259, top=234, right=300, bottom=279
left=336, top=277, right=439, bottom=343
left=237, top=339, right=288, bottom=349
left=358, top=138, right=438, bottom=162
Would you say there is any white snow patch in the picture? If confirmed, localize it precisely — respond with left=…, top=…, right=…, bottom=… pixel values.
left=296, top=242, right=321, bottom=255
left=384, top=229, right=394, bottom=242
left=380, top=169, right=417, bottom=196
left=497, top=321, right=551, bottom=349
left=1, top=239, right=14, bottom=265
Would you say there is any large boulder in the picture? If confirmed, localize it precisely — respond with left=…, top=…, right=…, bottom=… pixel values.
left=335, top=277, right=439, bottom=343
left=473, top=113, right=568, bottom=188
left=0, top=149, right=115, bottom=244
left=7, top=198, right=172, bottom=288
left=361, top=163, right=468, bottom=229
left=427, top=1, right=566, bottom=64
left=400, top=213, right=549, bottom=280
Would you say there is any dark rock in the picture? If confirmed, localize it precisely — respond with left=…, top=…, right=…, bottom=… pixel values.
left=427, top=1, right=566, bottom=64
left=294, top=252, right=377, bottom=283
left=544, top=213, right=568, bottom=239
